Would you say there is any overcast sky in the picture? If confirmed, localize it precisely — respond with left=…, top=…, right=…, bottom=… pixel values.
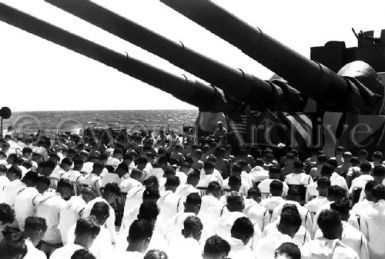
left=0, top=0, right=384, bottom=111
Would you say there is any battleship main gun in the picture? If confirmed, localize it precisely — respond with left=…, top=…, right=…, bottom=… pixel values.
left=45, top=0, right=306, bottom=113
left=0, top=3, right=236, bottom=114
left=160, top=0, right=385, bottom=115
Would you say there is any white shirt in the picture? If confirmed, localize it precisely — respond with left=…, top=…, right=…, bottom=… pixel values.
left=243, top=198, right=269, bottom=231
left=254, top=231, right=293, bottom=259
left=59, top=196, right=86, bottom=244
left=175, top=171, right=187, bottom=185
left=119, top=178, right=142, bottom=193
left=67, top=223, right=113, bottom=259
left=198, top=194, right=225, bottom=237
left=258, top=179, right=289, bottom=198
left=167, top=237, right=202, bottom=259
left=260, top=196, right=286, bottom=215
left=305, top=196, right=330, bottom=215
left=115, top=251, right=143, bottom=259
left=175, top=184, right=199, bottom=198
left=349, top=174, right=373, bottom=194
left=306, top=173, right=348, bottom=201
left=106, top=157, right=121, bottom=168
left=0, top=175, right=10, bottom=203
left=197, top=174, right=220, bottom=188
left=122, top=186, right=144, bottom=218
left=4, top=179, right=25, bottom=207
left=157, top=190, right=182, bottom=227
left=24, top=239, right=46, bottom=259
left=14, top=186, right=39, bottom=230
left=147, top=167, right=164, bottom=181
left=34, top=192, right=64, bottom=244
left=49, top=243, right=84, bottom=259
left=214, top=211, right=262, bottom=248
left=228, top=237, right=256, bottom=259
left=200, top=169, right=223, bottom=186
left=50, top=167, right=66, bottom=181
left=82, top=162, right=94, bottom=175
left=222, top=178, right=249, bottom=196
left=140, top=163, right=153, bottom=180
left=361, top=200, right=385, bottom=259
left=78, top=173, right=101, bottom=189
left=101, top=173, right=124, bottom=187
left=271, top=201, right=313, bottom=235
left=117, top=205, right=140, bottom=253
left=301, top=238, right=359, bottom=259
left=263, top=222, right=310, bottom=247
left=284, top=173, right=313, bottom=185
left=249, top=166, right=269, bottom=183
left=163, top=212, right=197, bottom=244
left=314, top=221, right=369, bottom=259
left=66, top=170, right=82, bottom=183
left=81, top=197, right=116, bottom=244
left=351, top=199, right=374, bottom=217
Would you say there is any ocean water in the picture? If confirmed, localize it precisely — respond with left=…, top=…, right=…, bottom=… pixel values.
left=2, top=110, right=198, bottom=136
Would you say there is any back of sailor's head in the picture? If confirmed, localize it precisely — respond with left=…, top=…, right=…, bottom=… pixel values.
left=128, top=219, right=154, bottom=244
left=138, top=200, right=159, bottom=222
left=373, top=184, right=385, bottom=202
left=317, top=209, right=342, bottom=240
left=231, top=217, right=254, bottom=245
left=184, top=193, right=201, bottom=214
left=75, top=217, right=100, bottom=242
left=203, top=235, right=230, bottom=259
left=90, top=202, right=110, bottom=225
left=226, top=191, right=244, bottom=212
left=183, top=216, right=203, bottom=241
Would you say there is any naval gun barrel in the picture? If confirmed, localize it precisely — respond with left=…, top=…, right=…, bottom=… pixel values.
left=45, top=0, right=305, bottom=112
left=160, top=0, right=351, bottom=111
left=0, top=3, right=232, bottom=113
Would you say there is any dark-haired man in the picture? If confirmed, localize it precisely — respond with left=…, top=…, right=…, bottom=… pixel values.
left=81, top=184, right=117, bottom=246
left=302, top=209, right=358, bottom=259
left=14, top=171, right=39, bottom=230
left=284, top=160, right=313, bottom=187
left=164, top=193, right=202, bottom=244
left=228, top=217, right=255, bottom=259
left=0, top=238, right=27, bottom=259
left=68, top=202, right=113, bottom=259
left=157, top=176, right=181, bottom=228
left=167, top=216, right=203, bottom=259
left=243, top=188, right=269, bottom=232
left=58, top=179, right=85, bottom=245
left=319, top=199, right=369, bottom=259
left=4, top=165, right=24, bottom=207
left=349, top=162, right=373, bottom=196
left=256, top=206, right=303, bottom=258
left=197, top=162, right=222, bottom=188
left=50, top=218, right=99, bottom=259
left=198, top=181, right=223, bottom=233
left=261, top=180, right=286, bottom=214
left=0, top=165, right=10, bottom=203
left=258, top=166, right=289, bottom=198
left=202, top=235, right=230, bottom=259
left=33, top=176, right=64, bottom=254
left=215, top=192, right=261, bottom=246
left=305, top=177, right=330, bottom=216
left=306, top=163, right=348, bottom=202
left=117, top=219, right=154, bottom=259
left=0, top=203, right=14, bottom=242
left=23, top=216, right=47, bottom=259
left=274, top=242, right=301, bottom=259
left=175, top=170, right=200, bottom=198
left=361, top=184, right=385, bottom=259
